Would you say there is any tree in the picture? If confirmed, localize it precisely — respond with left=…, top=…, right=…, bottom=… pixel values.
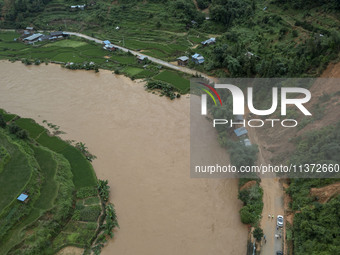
left=253, top=227, right=263, bottom=241
left=8, top=123, right=20, bottom=134
left=16, top=130, right=28, bottom=139
left=97, top=179, right=110, bottom=202
left=104, top=203, right=119, bottom=238
left=240, top=205, right=256, bottom=224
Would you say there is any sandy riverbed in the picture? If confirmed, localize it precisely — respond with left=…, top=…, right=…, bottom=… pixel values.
left=0, top=61, right=247, bottom=255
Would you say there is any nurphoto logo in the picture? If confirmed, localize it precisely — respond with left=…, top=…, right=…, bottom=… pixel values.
left=198, top=80, right=312, bottom=128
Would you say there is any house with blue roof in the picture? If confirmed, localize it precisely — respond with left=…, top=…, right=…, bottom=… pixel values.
left=201, top=37, right=216, bottom=46
left=17, top=193, right=28, bottom=202
left=103, top=40, right=111, bottom=45
left=192, top=53, right=204, bottom=64
left=234, top=127, right=248, bottom=137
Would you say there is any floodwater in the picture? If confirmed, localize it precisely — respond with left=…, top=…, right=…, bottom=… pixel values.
left=0, top=61, right=247, bottom=255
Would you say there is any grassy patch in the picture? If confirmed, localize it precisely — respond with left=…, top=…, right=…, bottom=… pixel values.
left=123, top=66, right=144, bottom=76
left=31, top=146, right=58, bottom=210
left=15, top=118, right=46, bottom=139
left=154, top=70, right=190, bottom=93
left=44, top=40, right=88, bottom=48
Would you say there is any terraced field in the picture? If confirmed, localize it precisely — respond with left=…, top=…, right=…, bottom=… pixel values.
left=0, top=109, right=115, bottom=254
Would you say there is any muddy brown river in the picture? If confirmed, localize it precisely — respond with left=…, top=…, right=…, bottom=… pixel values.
left=0, top=61, right=247, bottom=255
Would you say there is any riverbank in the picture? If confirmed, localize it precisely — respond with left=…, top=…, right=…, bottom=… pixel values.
left=0, top=60, right=247, bottom=254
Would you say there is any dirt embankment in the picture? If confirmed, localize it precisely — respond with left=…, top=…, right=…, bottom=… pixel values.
left=310, top=182, right=340, bottom=203
left=254, top=62, right=340, bottom=166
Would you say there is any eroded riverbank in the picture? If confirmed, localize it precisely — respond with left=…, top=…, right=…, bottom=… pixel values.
left=0, top=61, right=247, bottom=255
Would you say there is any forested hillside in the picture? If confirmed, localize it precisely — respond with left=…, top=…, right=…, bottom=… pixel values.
left=1, top=0, right=339, bottom=77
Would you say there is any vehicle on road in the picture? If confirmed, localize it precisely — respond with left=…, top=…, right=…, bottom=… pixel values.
left=277, top=215, right=284, bottom=227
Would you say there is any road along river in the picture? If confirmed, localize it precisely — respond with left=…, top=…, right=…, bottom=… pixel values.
left=0, top=61, right=247, bottom=255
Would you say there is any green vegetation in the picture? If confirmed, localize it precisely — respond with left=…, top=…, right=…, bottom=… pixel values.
left=145, top=80, right=181, bottom=100
left=238, top=182, right=263, bottom=225
left=0, top=111, right=118, bottom=254
left=285, top=122, right=340, bottom=254
left=0, top=30, right=191, bottom=96
left=0, top=0, right=338, bottom=97
left=154, top=70, right=190, bottom=93
left=289, top=122, right=340, bottom=170
left=293, top=196, right=339, bottom=255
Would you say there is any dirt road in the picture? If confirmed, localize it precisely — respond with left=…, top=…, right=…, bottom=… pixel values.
left=247, top=126, right=285, bottom=255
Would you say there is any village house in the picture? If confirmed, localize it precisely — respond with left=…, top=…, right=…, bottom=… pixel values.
left=234, top=127, right=248, bottom=137
left=192, top=53, right=205, bottom=64
left=70, top=4, right=86, bottom=10
left=24, top=27, right=34, bottom=35
left=177, top=56, right=189, bottom=66
left=23, top=33, right=43, bottom=44
left=39, top=35, right=51, bottom=41
left=137, top=55, right=147, bottom=64
left=103, top=40, right=111, bottom=45
left=201, top=37, right=216, bottom=46
left=48, top=31, right=69, bottom=41
left=103, top=44, right=117, bottom=51
left=17, top=193, right=29, bottom=203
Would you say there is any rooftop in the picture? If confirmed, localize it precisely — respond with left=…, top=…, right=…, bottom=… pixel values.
left=137, top=55, right=146, bottom=60
left=201, top=37, right=216, bottom=45
left=243, top=138, right=252, bottom=146
left=23, top=33, right=43, bottom=41
left=234, top=127, right=248, bottom=137
left=192, top=53, right=202, bottom=59
left=177, top=56, right=189, bottom=61
left=50, top=31, right=63, bottom=36
left=17, top=193, right=28, bottom=202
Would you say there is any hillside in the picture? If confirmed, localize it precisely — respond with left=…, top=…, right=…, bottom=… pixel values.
left=0, top=0, right=339, bottom=80
left=0, top=110, right=118, bottom=255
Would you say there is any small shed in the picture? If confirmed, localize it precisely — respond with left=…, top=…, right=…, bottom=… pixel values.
left=201, top=37, right=216, bottom=46
left=177, top=56, right=189, bottom=66
left=103, top=40, right=111, bottom=45
left=234, top=127, right=248, bottom=137
left=243, top=138, right=252, bottom=147
left=17, top=193, right=28, bottom=202
left=245, top=51, right=255, bottom=58
left=192, top=53, right=204, bottom=64
left=137, top=55, right=146, bottom=64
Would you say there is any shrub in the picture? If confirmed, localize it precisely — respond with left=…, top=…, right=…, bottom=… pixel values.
left=16, top=130, right=28, bottom=139
left=8, top=123, right=21, bottom=134
left=0, top=114, right=6, bottom=128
